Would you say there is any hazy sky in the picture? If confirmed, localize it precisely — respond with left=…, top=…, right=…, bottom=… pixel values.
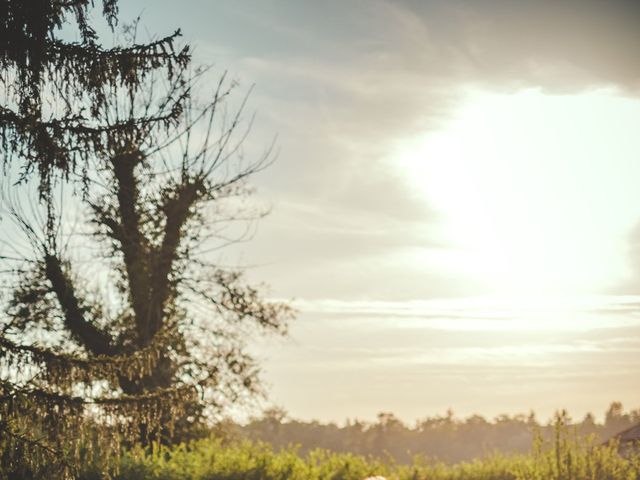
left=117, top=0, right=640, bottom=423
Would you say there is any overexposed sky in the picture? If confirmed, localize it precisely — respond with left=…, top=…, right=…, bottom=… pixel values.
left=115, top=0, right=640, bottom=422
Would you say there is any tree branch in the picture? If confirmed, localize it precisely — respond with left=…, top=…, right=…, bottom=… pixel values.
left=43, top=253, right=113, bottom=355
left=148, top=178, right=204, bottom=335
left=110, top=150, right=151, bottom=345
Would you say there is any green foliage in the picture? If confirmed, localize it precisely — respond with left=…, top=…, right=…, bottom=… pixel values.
left=80, top=417, right=640, bottom=480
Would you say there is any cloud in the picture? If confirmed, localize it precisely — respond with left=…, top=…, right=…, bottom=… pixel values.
left=399, top=0, right=640, bottom=91
left=256, top=295, right=640, bottom=373
left=253, top=294, right=640, bottom=421
left=295, top=294, right=640, bottom=326
left=121, top=0, right=640, bottom=302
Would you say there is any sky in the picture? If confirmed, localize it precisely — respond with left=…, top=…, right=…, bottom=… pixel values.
left=115, top=0, right=640, bottom=423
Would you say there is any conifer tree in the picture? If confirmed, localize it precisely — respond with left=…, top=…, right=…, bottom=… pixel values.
left=0, top=2, right=292, bottom=478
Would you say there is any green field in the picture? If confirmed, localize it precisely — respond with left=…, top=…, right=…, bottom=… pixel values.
left=81, top=428, right=639, bottom=480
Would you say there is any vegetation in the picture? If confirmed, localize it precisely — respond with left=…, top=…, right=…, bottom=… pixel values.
left=0, top=1, right=291, bottom=478
left=1, top=2, right=638, bottom=480
left=233, top=402, right=640, bottom=464
left=79, top=417, right=640, bottom=480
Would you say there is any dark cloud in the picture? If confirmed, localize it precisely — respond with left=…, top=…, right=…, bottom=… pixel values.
left=180, top=0, right=640, bottom=92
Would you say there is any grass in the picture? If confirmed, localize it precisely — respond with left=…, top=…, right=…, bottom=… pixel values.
left=81, top=420, right=640, bottom=480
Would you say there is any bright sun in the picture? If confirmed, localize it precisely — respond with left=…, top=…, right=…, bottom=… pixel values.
left=394, top=87, right=640, bottom=296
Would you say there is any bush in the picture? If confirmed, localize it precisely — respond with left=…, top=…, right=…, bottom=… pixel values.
left=80, top=419, right=640, bottom=480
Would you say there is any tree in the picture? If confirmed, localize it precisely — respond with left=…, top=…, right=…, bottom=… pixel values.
left=0, top=2, right=292, bottom=478
left=1, top=1, right=191, bottom=203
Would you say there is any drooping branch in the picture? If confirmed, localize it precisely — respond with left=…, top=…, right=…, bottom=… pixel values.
left=47, top=30, right=189, bottom=87
left=0, top=422, right=74, bottom=480
left=0, top=379, right=197, bottom=409
left=0, top=377, right=200, bottom=464
left=0, top=328, right=173, bottom=386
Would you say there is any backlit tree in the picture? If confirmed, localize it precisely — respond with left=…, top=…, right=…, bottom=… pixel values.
left=0, top=2, right=291, bottom=478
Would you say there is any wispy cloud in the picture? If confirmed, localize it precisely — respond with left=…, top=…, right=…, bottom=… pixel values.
left=293, top=295, right=640, bottom=331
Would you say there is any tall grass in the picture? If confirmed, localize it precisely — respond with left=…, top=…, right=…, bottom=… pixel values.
left=81, top=418, right=639, bottom=480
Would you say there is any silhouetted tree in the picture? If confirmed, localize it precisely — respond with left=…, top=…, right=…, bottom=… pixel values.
left=239, top=403, right=640, bottom=464
left=0, top=2, right=292, bottom=478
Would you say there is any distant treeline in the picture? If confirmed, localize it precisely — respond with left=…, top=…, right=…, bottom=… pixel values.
left=216, top=402, right=639, bottom=464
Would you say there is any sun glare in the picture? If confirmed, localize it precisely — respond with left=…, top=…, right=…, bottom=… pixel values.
left=395, top=88, right=640, bottom=296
